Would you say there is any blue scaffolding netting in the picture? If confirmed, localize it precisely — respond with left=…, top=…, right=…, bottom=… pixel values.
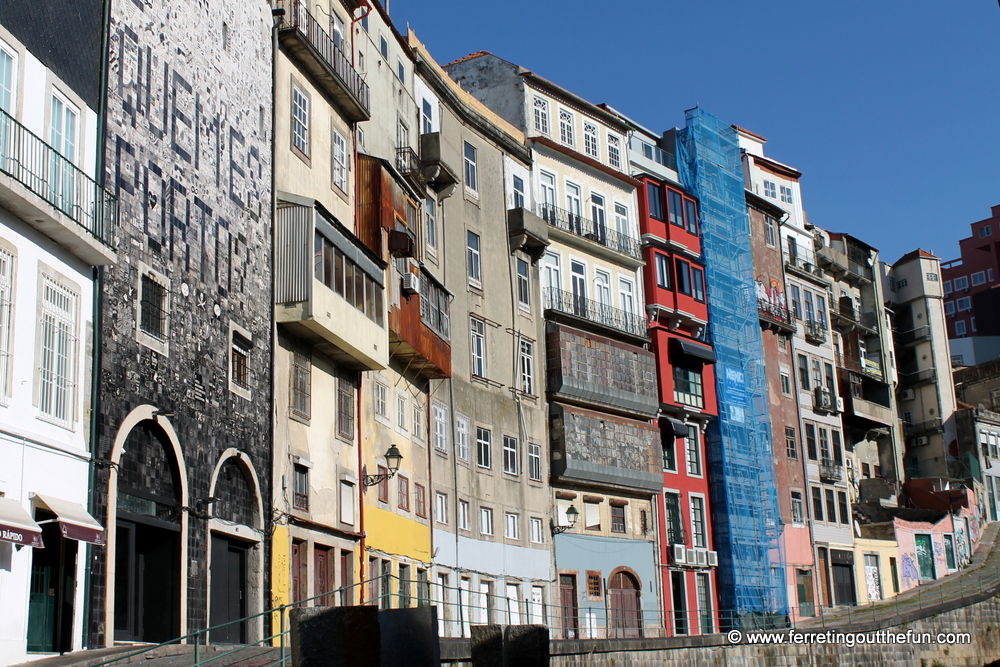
left=676, top=108, right=788, bottom=623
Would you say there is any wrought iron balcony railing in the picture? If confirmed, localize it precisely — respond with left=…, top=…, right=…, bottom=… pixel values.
left=539, top=203, right=641, bottom=260
left=804, top=319, right=828, bottom=344
left=819, top=458, right=844, bottom=483
left=543, top=286, right=648, bottom=339
left=903, top=418, right=943, bottom=437
left=897, top=325, right=932, bottom=347
left=396, top=146, right=424, bottom=184
left=758, top=298, right=792, bottom=325
left=0, top=107, right=116, bottom=246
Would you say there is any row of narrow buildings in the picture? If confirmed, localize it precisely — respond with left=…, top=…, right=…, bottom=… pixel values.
left=0, top=0, right=993, bottom=661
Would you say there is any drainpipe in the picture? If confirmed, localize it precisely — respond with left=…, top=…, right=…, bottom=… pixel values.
left=357, top=371, right=366, bottom=602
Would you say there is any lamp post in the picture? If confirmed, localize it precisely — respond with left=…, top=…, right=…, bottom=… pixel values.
left=363, top=445, right=403, bottom=487
left=551, top=504, right=579, bottom=535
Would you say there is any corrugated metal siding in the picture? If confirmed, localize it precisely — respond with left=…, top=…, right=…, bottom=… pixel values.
left=275, top=203, right=311, bottom=304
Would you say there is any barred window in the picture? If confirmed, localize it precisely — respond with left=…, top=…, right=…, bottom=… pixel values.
left=140, top=274, right=167, bottom=339
left=230, top=331, right=251, bottom=390
left=39, top=276, right=77, bottom=425
left=291, top=350, right=311, bottom=418
left=337, top=369, right=356, bottom=440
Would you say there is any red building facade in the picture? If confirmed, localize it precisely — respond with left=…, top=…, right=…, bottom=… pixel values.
left=942, top=204, right=1000, bottom=345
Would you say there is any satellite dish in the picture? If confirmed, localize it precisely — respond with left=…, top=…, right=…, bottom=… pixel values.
left=854, top=520, right=861, bottom=537
left=980, top=404, right=987, bottom=411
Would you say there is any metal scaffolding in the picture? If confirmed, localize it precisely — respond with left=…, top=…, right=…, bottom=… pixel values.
left=676, top=108, right=788, bottom=625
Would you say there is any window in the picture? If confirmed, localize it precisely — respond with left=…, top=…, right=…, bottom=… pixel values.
left=0, top=47, right=14, bottom=114
left=516, top=258, right=530, bottom=308
left=685, top=199, right=698, bottom=234
left=957, top=296, right=972, bottom=311
left=926, top=272, right=939, bottom=282
left=293, top=464, right=309, bottom=510
left=647, top=182, right=664, bottom=220
left=943, top=280, right=952, bottom=295
left=780, top=185, right=793, bottom=204
left=435, top=492, right=448, bottom=524
left=668, top=190, right=684, bottom=228
left=503, top=435, right=519, bottom=475
left=798, top=354, right=810, bottom=390
left=825, top=489, right=836, bottom=524
left=615, top=203, right=630, bottom=238
left=470, top=317, right=486, bottom=377
left=313, top=233, right=384, bottom=327
left=780, top=370, right=792, bottom=396
left=972, top=317, right=977, bottom=332
left=764, top=180, right=776, bottom=198
left=791, top=491, right=804, bottom=524
left=508, top=174, right=525, bottom=211
left=291, top=84, right=309, bottom=157
left=610, top=505, right=626, bottom=533
left=675, top=258, right=691, bottom=295
left=230, top=328, right=251, bottom=391
left=291, top=350, right=311, bottom=419
left=973, top=271, right=987, bottom=286
left=690, top=496, right=707, bottom=548
left=397, top=474, right=410, bottom=511
left=467, top=231, right=481, bottom=284
left=981, top=225, right=993, bottom=238
left=990, top=269, right=996, bottom=282
left=685, top=425, right=702, bottom=476
left=479, top=507, right=494, bottom=535
left=692, top=267, right=705, bottom=302
left=374, top=381, right=389, bottom=420
left=805, top=423, right=818, bottom=460
left=424, top=198, right=437, bottom=251
left=811, top=487, right=823, bottom=521
left=662, top=431, right=677, bottom=471
left=463, top=142, right=478, bottom=191
left=337, top=370, right=355, bottom=439
left=332, top=128, right=348, bottom=191
left=396, top=392, right=408, bottom=432
left=533, top=96, right=550, bottom=134
left=528, top=443, right=542, bottom=481
left=456, top=414, right=470, bottom=461
left=790, top=285, right=802, bottom=319
left=607, top=134, right=621, bottom=169
left=375, top=467, right=390, bottom=504
left=955, top=320, right=967, bottom=336
left=655, top=254, right=670, bottom=288
left=396, top=59, right=405, bottom=82
left=433, top=403, right=448, bottom=452
left=663, top=492, right=683, bottom=543
left=618, top=278, right=636, bottom=315
left=673, top=363, right=704, bottom=408
left=415, top=484, right=427, bottom=518
left=519, top=340, right=534, bottom=395
left=476, top=427, right=492, bottom=469
left=764, top=216, right=776, bottom=246
left=379, top=34, right=389, bottom=59
left=505, top=512, right=519, bottom=539
left=583, top=122, right=599, bottom=158
left=954, top=276, right=969, bottom=290
left=0, top=248, right=11, bottom=403
left=944, top=301, right=955, bottom=316
left=412, top=402, right=425, bottom=442
left=584, top=501, right=600, bottom=530
left=458, top=500, right=470, bottom=530
left=837, top=491, right=849, bottom=525
left=558, top=108, right=574, bottom=145
left=895, top=279, right=907, bottom=290
left=530, top=517, right=544, bottom=543
left=340, top=480, right=355, bottom=526
left=140, top=274, right=167, bottom=340
left=785, top=427, right=798, bottom=459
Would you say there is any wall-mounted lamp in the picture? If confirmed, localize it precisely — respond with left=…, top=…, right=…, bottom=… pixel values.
left=362, top=445, right=403, bottom=488
left=152, top=409, right=176, bottom=419
left=551, top=504, right=579, bottom=535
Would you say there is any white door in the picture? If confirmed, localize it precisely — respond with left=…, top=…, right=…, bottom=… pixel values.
left=478, top=582, right=490, bottom=624
left=530, top=586, right=544, bottom=625
left=49, top=94, right=78, bottom=212
left=540, top=171, right=556, bottom=221
left=505, top=583, right=522, bottom=625
left=565, top=182, right=582, bottom=233
left=591, top=193, right=607, bottom=241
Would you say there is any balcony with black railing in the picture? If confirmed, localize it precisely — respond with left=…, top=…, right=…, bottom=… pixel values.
left=897, top=325, right=932, bottom=347
left=0, top=107, right=116, bottom=266
left=757, top=298, right=794, bottom=333
left=395, top=146, right=424, bottom=192
left=819, top=458, right=844, bottom=483
left=539, top=203, right=641, bottom=261
left=543, top=286, right=648, bottom=340
left=275, top=0, right=370, bottom=121
left=903, top=418, right=944, bottom=437
left=804, top=319, right=828, bottom=344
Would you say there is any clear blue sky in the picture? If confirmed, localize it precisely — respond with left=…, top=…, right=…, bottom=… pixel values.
left=391, top=0, right=1000, bottom=265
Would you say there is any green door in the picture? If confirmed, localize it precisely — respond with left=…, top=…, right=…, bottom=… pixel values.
left=915, top=534, right=935, bottom=580
left=27, top=561, right=55, bottom=652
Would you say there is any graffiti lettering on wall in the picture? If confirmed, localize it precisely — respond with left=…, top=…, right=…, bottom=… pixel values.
left=955, top=527, right=969, bottom=566
left=900, top=552, right=918, bottom=584
left=933, top=540, right=946, bottom=564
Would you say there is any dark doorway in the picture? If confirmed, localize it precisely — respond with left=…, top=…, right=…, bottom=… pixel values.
left=114, top=519, right=181, bottom=642
left=671, top=571, right=688, bottom=635
left=558, top=574, right=578, bottom=639
left=26, top=515, right=77, bottom=653
left=210, top=535, right=249, bottom=644
left=817, top=547, right=832, bottom=607
left=796, top=569, right=815, bottom=617
left=608, top=571, right=641, bottom=639
left=831, top=565, right=856, bottom=606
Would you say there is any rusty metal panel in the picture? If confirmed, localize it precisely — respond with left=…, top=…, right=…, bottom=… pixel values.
left=275, top=203, right=311, bottom=304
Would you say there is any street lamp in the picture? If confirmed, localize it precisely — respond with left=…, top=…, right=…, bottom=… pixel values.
left=551, top=504, right=579, bottom=535
left=363, top=445, right=403, bottom=488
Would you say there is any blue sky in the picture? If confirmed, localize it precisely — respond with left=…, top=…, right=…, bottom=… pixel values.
left=392, top=0, right=1000, bottom=265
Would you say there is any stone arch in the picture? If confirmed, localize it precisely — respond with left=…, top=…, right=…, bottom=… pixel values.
left=104, top=405, right=189, bottom=647
left=207, top=448, right=264, bottom=530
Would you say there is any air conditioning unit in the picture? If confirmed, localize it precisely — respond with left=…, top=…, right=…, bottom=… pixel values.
left=707, top=551, right=719, bottom=567
left=696, top=549, right=708, bottom=567
left=901, top=389, right=915, bottom=400
left=685, top=548, right=697, bottom=565
left=671, top=544, right=686, bottom=564
left=400, top=273, right=420, bottom=295
left=836, top=396, right=845, bottom=413
left=916, top=436, right=930, bottom=446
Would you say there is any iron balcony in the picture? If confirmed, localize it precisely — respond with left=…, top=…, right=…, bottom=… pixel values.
left=539, top=203, right=641, bottom=260
left=543, top=286, right=648, bottom=340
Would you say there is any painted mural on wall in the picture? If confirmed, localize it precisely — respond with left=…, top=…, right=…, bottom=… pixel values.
left=754, top=274, right=786, bottom=315
left=865, top=563, right=882, bottom=601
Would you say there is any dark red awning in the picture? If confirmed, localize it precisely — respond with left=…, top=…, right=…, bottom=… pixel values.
left=0, top=497, right=43, bottom=548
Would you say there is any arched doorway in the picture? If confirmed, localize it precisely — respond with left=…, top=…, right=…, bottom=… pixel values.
left=608, top=570, right=641, bottom=639
left=113, top=420, right=183, bottom=643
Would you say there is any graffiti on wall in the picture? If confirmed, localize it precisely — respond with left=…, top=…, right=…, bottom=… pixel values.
left=900, top=552, right=918, bottom=584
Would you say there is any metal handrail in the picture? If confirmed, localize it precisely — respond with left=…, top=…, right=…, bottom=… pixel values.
left=538, top=203, right=641, bottom=259
left=395, top=145, right=423, bottom=180
left=757, top=298, right=792, bottom=325
left=543, top=286, right=647, bottom=338
left=0, top=107, right=116, bottom=245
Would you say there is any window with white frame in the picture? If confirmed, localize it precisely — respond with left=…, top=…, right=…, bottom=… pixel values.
left=655, top=254, right=670, bottom=289
left=0, top=247, right=12, bottom=403
left=229, top=326, right=252, bottom=395
left=412, top=401, right=425, bottom=442
left=607, top=134, right=621, bottom=169
left=516, top=258, right=530, bottom=309
left=396, top=59, right=405, bottom=82
left=476, top=426, right=492, bottom=468
left=780, top=185, right=793, bottom=204
left=432, top=402, right=448, bottom=452
left=379, top=33, right=388, bottom=58
left=421, top=98, right=434, bottom=134
left=981, top=225, right=993, bottom=238
left=614, top=203, right=629, bottom=237
left=957, top=296, right=972, bottom=311
left=583, top=122, right=599, bottom=158
left=458, top=500, right=470, bottom=530
left=374, top=380, right=389, bottom=420
left=467, top=231, right=481, bottom=285
left=763, top=180, right=776, bottom=198
left=943, top=280, right=952, bottom=295
left=945, top=301, right=955, bottom=316
left=0, top=46, right=15, bottom=114
left=503, top=435, right=518, bottom=475
left=332, top=128, right=348, bottom=191
left=990, top=269, right=996, bottom=282
left=435, top=491, right=448, bottom=523
left=686, top=425, right=702, bottom=476
left=426, top=198, right=437, bottom=251
left=764, top=216, right=776, bottom=246
left=558, top=108, right=574, bottom=146
left=456, top=413, right=470, bottom=461
left=955, top=320, right=967, bottom=336
left=954, top=276, right=969, bottom=290
left=479, top=506, right=494, bottom=535
left=519, top=339, right=534, bottom=395
left=973, top=271, right=987, bottom=286
left=505, top=512, right=519, bottom=539
left=528, top=443, right=541, bottom=481
left=396, top=392, right=408, bottom=432
left=38, top=275, right=78, bottom=426
left=470, top=317, right=486, bottom=377
left=690, top=496, right=707, bottom=548
left=533, top=96, right=550, bottom=135
left=291, top=83, right=309, bottom=157
left=291, top=349, right=311, bottom=419
left=463, top=142, right=478, bottom=192
left=512, top=175, right=525, bottom=210
left=529, top=517, right=544, bottom=543
left=791, top=491, right=804, bottom=524
left=618, top=277, right=636, bottom=315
